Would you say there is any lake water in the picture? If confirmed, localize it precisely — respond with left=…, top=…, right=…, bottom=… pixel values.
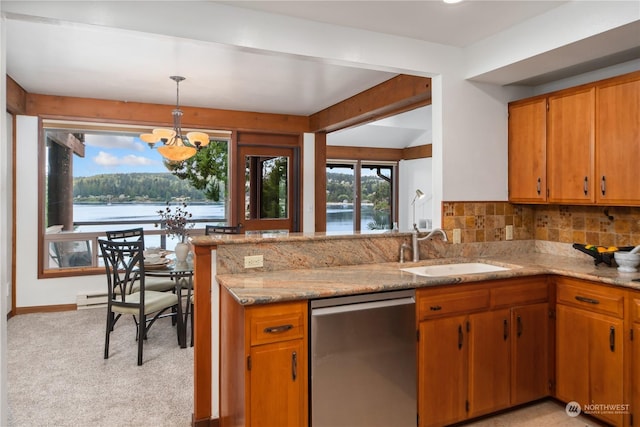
left=72, top=202, right=388, bottom=246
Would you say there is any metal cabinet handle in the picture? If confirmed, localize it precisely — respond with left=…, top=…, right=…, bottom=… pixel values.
left=575, top=295, right=600, bottom=305
left=503, top=319, right=508, bottom=341
left=517, top=315, right=523, bottom=338
left=430, top=305, right=442, bottom=311
left=583, top=176, right=589, bottom=196
left=536, top=178, right=541, bottom=195
left=610, top=327, right=615, bottom=352
left=601, top=176, right=606, bottom=196
left=458, top=325, right=463, bottom=350
left=292, top=351, right=297, bottom=381
left=264, top=324, right=293, bottom=334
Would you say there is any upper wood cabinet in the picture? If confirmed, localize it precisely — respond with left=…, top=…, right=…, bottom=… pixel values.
left=595, top=75, right=640, bottom=204
left=547, top=87, right=595, bottom=203
left=508, top=70, right=640, bottom=206
left=508, top=98, right=547, bottom=203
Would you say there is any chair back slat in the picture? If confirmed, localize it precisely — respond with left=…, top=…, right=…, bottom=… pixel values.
left=98, top=239, right=146, bottom=305
left=105, top=227, right=145, bottom=246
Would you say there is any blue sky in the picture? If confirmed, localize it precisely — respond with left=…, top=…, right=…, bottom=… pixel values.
left=74, top=133, right=169, bottom=177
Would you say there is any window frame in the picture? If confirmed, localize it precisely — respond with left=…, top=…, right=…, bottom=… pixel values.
left=38, top=119, right=232, bottom=278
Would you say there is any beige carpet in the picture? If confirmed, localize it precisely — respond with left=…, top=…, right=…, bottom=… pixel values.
left=7, top=308, right=193, bottom=427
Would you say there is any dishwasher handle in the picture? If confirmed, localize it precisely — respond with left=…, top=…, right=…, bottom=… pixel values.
left=311, top=297, right=415, bottom=316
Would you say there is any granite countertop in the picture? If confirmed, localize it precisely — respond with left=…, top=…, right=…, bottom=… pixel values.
left=216, top=252, right=640, bottom=305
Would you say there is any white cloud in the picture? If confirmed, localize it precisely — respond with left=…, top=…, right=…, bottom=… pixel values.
left=93, top=151, right=155, bottom=168
left=84, top=134, right=145, bottom=152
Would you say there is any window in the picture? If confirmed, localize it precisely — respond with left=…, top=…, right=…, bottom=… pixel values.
left=41, top=122, right=230, bottom=274
left=326, top=160, right=397, bottom=232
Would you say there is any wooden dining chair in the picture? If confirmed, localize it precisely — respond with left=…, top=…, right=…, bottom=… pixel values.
left=98, top=238, right=180, bottom=365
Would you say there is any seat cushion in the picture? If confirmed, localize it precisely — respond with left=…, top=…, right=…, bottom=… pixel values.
left=112, top=291, right=178, bottom=315
left=133, top=277, right=175, bottom=293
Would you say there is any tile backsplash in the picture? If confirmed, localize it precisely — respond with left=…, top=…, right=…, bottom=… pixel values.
left=442, top=202, right=640, bottom=247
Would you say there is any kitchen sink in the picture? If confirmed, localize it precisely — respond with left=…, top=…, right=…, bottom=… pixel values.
left=401, top=262, right=512, bottom=277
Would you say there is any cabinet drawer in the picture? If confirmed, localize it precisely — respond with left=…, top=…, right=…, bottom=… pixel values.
left=418, top=288, right=490, bottom=320
left=491, top=279, right=548, bottom=308
left=248, top=301, right=306, bottom=346
left=556, top=281, right=624, bottom=318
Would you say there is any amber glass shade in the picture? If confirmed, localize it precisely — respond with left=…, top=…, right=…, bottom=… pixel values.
left=157, top=145, right=197, bottom=162
left=186, top=131, right=210, bottom=148
left=153, top=128, right=177, bottom=142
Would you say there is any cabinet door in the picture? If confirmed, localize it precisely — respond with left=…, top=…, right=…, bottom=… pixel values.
left=467, top=309, right=511, bottom=418
left=419, top=316, right=467, bottom=427
left=556, top=304, right=590, bottom=404
left=508, top=98, right=547, bottom=202
left=511, top=303, right=549, bottom=405
left=547, top=87, right=595, bottom=203
left=249, top=339, right=306, bottom=427
left=589, top=311, right=624, bottom=426
left=596, top=76, right=640, bottom=205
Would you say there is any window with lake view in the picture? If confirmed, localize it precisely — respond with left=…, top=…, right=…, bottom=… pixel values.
left=42, top=124, right=230, bottom=271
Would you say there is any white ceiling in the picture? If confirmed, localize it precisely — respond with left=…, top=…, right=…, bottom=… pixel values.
left=3, top=1, right=639, bottom=149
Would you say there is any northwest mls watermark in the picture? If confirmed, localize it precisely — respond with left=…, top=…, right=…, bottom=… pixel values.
left=565, top=401, right=630, bottom=417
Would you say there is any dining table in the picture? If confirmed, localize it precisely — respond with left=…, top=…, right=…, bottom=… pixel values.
left=144, top=257, right=194, bottom=349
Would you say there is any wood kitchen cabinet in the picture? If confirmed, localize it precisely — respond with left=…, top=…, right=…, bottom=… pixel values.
left=417, top=277, right=550, bottom=427
left=547, top=86, right=595, bottom=204
left=508, top=97, right=547, bottom=203
left=220, top=289, right=308, bottom=427
left=555, top=277, right=625, bottom=427
left=508, top=70, right=640, bottom=206
left=595, top=74, right=640, bottom=205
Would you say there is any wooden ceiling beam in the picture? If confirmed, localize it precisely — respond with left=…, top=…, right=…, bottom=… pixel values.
left=6, top=76, right=27, bottom=115
left=309, top=75, right=431, bottom=133
left=25, top=94, right=310, bottom=134
left=47, top=131, right=85, bottom=157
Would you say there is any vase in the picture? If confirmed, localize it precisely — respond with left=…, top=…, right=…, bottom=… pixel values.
left=174, top=242, right=189, bottom=263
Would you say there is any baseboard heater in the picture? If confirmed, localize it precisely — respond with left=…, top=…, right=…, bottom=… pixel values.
left=76, top=291, right=108, bottom=309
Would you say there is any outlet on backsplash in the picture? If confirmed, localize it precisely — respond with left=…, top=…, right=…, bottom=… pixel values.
left=506, top=225, right=514, bottom=241
left=244, top=255, right=264, bottom=268
left=453, top=229, right=461, bottom=244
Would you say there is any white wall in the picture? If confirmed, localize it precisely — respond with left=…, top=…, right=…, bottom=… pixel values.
left=0, top=15, right=9, bottom=427
left=15, top=117, right=106, bottom=308
left=399, top=158, right=432, bottom=232
left=302, top=133, right=315, bottom=233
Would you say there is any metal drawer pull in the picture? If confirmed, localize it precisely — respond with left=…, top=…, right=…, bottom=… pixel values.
left=610, top=327, right=615, bottom=352
left=583, top=176, right=588, bottom=195
left=575, top=295, right=600, bottom=305
left=503, top=319, right=508, bottom=341
left=458, top=325, right=463, bottom=350
left=536, top=178, right=541, bottom=195
left=430, top=305, right=442, bottom=311
left=264, top=324, right=294, bottom=334
left=292, top=351, right=297, bottom=381
left=601, top=176, right=606, bottom=196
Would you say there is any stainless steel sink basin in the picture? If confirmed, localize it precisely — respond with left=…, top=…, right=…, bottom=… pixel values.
left=401, top=262, right=511, bottom=277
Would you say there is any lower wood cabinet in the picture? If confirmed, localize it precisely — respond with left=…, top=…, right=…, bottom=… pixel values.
left=417, top=277, right=550, bottom=427
left=220, top=288, right=308, bottom=427
left=555, top=277, right=626, bottom=427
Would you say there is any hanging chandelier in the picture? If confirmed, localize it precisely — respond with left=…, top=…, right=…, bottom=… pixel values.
left=140, top=76, right=210, bottom=162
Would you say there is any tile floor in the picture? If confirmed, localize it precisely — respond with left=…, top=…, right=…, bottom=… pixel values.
left=466, top=400, right=608, bottom=426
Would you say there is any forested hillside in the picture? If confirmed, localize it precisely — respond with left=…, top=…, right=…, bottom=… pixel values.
left=73, top=173, right=208, bottom=203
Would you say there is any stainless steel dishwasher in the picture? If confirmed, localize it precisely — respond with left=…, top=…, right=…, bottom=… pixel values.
left=310, top=289, right=416, bottom=427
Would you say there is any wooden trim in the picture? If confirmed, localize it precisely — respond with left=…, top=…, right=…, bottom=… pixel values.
left=6, top=76, right=27, bottom=114
left=327, top=144, right=431, bottom=161
left=402, top=144, right=432, bottom=160
left=13, top=304, right=77, bottom=315
left=193, top=244, right=214, bottom=426
left=309, top=75, right=432, bottom=133
left=314, top=133, right=327, bottom=232
left=327, top=146, right=403, bottom=161
left=47, top=131, right=85, bottom=157
left=26, top=94, right=310, bottom=134
left=11, top=113, right=17, bottom=317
